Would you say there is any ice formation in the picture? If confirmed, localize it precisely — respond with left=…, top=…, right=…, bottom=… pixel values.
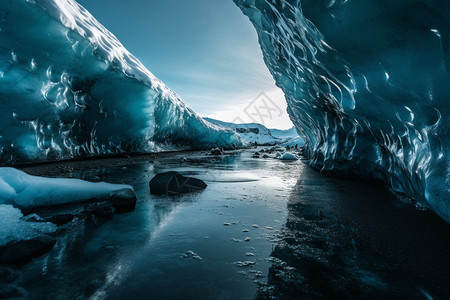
left=234, top=1, right=450, bottom=220
left=279, top=153, right=298, bottom=161
left=0, top=168, right=132, bottom=209
left=0, top=204, right=56, bottom=246
left=0, top=0, right=241, bottom=165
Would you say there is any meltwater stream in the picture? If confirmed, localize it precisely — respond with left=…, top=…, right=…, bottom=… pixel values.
left=15, top=149, right=450, bottom=299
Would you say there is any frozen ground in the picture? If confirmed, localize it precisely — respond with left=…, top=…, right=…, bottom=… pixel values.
left=3, top=148, right=450, bottom=299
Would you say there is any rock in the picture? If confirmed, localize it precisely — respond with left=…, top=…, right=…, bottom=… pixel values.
left=0, top=235, right=56, bottom=265
left=108, top=189, right=137, bottom=213
left=208, top=148, right=224, bottom=155
left=0, top=284, right=24, bottom=298
left=45, top=214, right=74, bottom=226
left=150, top=172, right=207, bottom=196
left=92, top=203, right=114, bottom=218
left=0, top=267, right=18, bottom=283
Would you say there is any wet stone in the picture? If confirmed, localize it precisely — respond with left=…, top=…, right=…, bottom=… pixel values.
left=0, top=284, right=24, bottom=299
left=0, top=235, right=56, bottom=265
left=150, top=172, right=207, bottom=196
left=108, top=188, right=137, bottom=213
left=45, top=214, right=74, bottom=226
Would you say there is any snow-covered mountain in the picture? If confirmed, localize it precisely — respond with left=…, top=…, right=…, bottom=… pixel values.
left=204, top=118, right=303, bottom=146
left=0, top=0, right=241, bottom=165
left=269, top=127, right=298, bottom=139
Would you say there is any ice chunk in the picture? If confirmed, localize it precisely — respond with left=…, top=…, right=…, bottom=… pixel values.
left=279, top=153, right=298, bottom=161
left=234, top=1, right=450, bottom=221
left=0, top=204, right=56, bottom=246
left=0, top=168, right=133, bottom=209
left=0, top=0, right=241, bottom=165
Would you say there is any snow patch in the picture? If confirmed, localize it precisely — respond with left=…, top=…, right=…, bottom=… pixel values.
left=0, top=168, right=133, bottom=209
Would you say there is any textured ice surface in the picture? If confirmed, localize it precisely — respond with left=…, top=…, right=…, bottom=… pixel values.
left=0, top=168, right=132, bottom=208
left=234, top=1, right=450, bottom=220
left=0, top=204, right=56, bottom=246
left=0, top=0, right=241, bottom=165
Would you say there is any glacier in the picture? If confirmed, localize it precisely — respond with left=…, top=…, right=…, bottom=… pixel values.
left=204, top=117, right=304, bottom=146
left=234, top=1, right=450, bottom=221
left=0, top=0, right=241, bottom=165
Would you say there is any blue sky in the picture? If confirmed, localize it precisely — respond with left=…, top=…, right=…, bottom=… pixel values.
left=78, top=0, right=293, bottom=129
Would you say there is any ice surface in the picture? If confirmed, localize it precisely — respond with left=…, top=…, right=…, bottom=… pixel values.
left=0, top=167, right=132, bottom=209
left=0, top=0, right=241, bottom=165
left=234, top=1, right=450, bottom=221
left=0, top=204, right=56, bottom=246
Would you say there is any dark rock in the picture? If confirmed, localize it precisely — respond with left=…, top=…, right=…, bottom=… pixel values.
left=0, top=284, right=24, bottom=298
left=0, top=236, right=56, bottom=265
left=208, top=148, right=224, bottom=155
left=0, top=267, right=18, bottom=283
left=92, top=203, right=114, bottom=218
left=108, top=189, right=137, bottom=213
left=150, top=171, right=207, bottom=196
left=45, top=214, right=74, bottom=226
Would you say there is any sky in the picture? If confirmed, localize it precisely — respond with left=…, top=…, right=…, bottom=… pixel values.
left=77, top=0, right=293, bottom=129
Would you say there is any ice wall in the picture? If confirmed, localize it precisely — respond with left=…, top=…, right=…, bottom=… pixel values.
left=0, top=0, right=241, bottom=165
left=234, top=0, right=450, bottom=220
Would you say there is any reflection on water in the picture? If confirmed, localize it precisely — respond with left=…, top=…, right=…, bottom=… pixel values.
left=15, top=150, right=301, bottom=299
left=258, top=166, right=450, bottom=299
left=12, top=149, right=450, bottom=299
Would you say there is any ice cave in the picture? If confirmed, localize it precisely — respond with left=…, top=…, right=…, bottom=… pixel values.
left=0, top=0, right=449, bottom=299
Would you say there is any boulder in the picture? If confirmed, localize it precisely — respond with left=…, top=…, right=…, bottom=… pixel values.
left=0, top=284, right=23, bottom=299
left=0, top=236, right=56, bottom=265
left=92, top=203, right=114, bottom=218
left=108, top=189, right=137, bottom=213
left=45, top=214, right=74, bottom=226
left=208, top=148, right=224, bottom=155
left=150, top=172, right=207, bottom=196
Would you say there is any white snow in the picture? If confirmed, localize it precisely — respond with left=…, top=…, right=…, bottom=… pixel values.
left=0, top=168, right=133, bottom=208
left=204, top=118, right=304, bottom=146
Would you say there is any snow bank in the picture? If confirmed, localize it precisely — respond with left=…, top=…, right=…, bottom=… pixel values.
left=0, top=168, right=133, bottom=209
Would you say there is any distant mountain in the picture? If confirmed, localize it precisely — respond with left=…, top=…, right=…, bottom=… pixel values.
left=204, top=118, right=304, bottom=146
left=269, top=126, right=299, bottom=138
